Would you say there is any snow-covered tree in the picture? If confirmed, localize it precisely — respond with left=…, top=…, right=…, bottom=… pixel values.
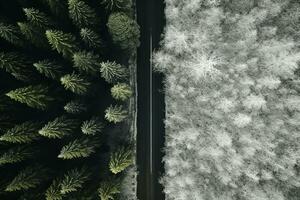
left=154, top=0, right=300, bottom=199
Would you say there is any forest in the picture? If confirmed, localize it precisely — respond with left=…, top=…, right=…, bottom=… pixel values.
left=155, top=0, right=300, bottom=199
left=0, top=0, right=139, bottom=199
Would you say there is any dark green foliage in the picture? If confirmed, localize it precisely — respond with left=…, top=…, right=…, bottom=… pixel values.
left=18, top=22, right=48, bottom=48
left=64, top=99, right=88, bottom=114
left=111, top=83, right=132, bottom=101
left=0, top=52, right=31, bottom=81
left=45, top=0, right=67, bottom=16
left=98, top=180, right=120, bottom=200
left=107, top=12, right=140, bottom=50
left=34, top=60, right=64, bottom=80
left=100, top=61, right=128, bottom=83
left=0, top=115, right=15, bottom=132
left=58, top=137, right=100, bottom=159
left=60, top=167, right=90, bottom=194
left=101, top=0, right=132, bottom=10
left=39, top=116, right=79, bottom=139
left=105, top=105, right=127, bottom=123
left=81, top=117, right=103, bottom=135
left=46, top=30, right=78, bottom=58
left=80, top=28, right=103, bottom=49
left=0, top=0, right=139, bottom=199
left=23, top=8, right=53, bottom=29
left=68, top=0, right=98, bottom=28
left=109, top=146, right=132, bottom=174
left=5, top=165, right=48, bottom=192
left=6, top=85, right=55, bottom=110
left=73, top=51, right=101, bottom=75
left=0, top=22, right=24, bottom=46
left=0, top=121, right=41, bottom=143
left=46, top=179, right=64, bottom=200
left=0, top=146, right=33, bottom=166
left=60, top=73, right=91, bottom=95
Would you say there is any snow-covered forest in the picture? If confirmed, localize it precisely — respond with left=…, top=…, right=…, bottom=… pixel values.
left=155, top=0, right=300, bottom=199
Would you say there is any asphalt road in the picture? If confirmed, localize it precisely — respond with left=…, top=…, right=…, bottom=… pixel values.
left=136, top=0, right=166, bottom=199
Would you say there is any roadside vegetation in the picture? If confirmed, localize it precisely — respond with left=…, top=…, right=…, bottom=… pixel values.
left=155, top=0, right=300, bottom=199
left=0, top=0, right=139, bottom=199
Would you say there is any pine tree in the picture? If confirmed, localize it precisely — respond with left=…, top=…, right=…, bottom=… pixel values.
left=0, top=22, right=24, bottom=46
left=105, top=105, right=127, bottom=123
left=80, top=28, right=103, bottom=49
left=0, top=121, right=41, bottom=143
left=101, top=0, right=131, bottom=10
left=39, top=116, right=79, bottom=139
left=18, top=22, right=48, bottom=48
left=60, top=167, right=90, bottom=194
left=64, top=99, right=88, bottom=114
left=100, top=61, right=128, bottom=83
left=6, top=85, right=54, bottom=110
left=68, top=0, right=98, bottom=28
left=98, top=180, right=120, bottom=200
left=0, top=146, right=33, bottom=166
left=107, top=12, right=140, bottom=50
left=81, top=117, right=103, bottom=135
left=0, top=52, right=31, bottom=81
left=23, top=8, right=53, bottom=29
left=46, top=179, right=64, bottom=200
left=33, top=60, right=64, bottom=80
left=109, top=147, right=132, bottom=174
left=111, top=83, right=132, bottom=101
left=58, top=137, right=100, bottom=159
left=46, top=30, right=78, bottom=58
left=73, top=51, right=101, bottom=75
left=5, top=165, right=48, bottom=192
left=60, top=73, right=91, bottom=95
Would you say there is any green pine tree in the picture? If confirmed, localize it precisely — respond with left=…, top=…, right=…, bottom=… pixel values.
left=100, top=61, right=128, bottom=83
left=58, top=137, right=100, bottom=159
left=0, top=22, right=24, bottom=46
left=68, top=0, right=98, bottom=28
left=98, top=180, right=120, bottom=200
left=5, top=165, right=48, bottom=192
left=80, top=28, right=103, bottom=49
left=101, top=0, right=131, bottom=10
left=46, top=30, right=78, bottom=58
left=46, top=179, right=64, bottom=200
left=111, top=83, right=132, bottom=101
left=0, top=121, right=41, bottom=143
left=73, top=51, right=100, bottom=75
left=0, top=52, right=32, bottom=81
left=6, top=85, right=54, bottom=110
left=17, top=22, right=48, bottom=48
left=107, top=12, right=140, bottom=50
left=60, top=73, right=91, bottom=95
left=81, top=117, right=103, bottom=135
left=60, top=167, right=90, bottom=194
left=23, top=8, right=53, bottom=29
left=0, top=146, right=33, bottom=166
left=33, top=60, right=64, bottom=80
left=105, top=105, right=127, bottom=123
left=64, top=99, right=88, bottom=114
left=109, top=147, right=132, bottom=174
left=39, top=116, right=79, bottom=139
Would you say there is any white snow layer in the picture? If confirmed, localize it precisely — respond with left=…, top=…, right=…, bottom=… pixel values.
left=154, top=0, right=300, bottom=199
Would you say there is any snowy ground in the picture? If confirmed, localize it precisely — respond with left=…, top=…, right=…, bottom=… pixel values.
left=154, top=0, right=300, bottom=199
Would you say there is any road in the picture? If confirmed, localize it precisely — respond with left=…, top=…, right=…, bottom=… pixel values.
left=136, top=0, right=166, bottom=199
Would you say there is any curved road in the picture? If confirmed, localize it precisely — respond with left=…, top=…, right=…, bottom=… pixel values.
left=136, top=0, right=166, bottom=199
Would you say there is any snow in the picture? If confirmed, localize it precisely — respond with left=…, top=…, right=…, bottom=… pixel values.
left=154, top=0, right=300, bottom=199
